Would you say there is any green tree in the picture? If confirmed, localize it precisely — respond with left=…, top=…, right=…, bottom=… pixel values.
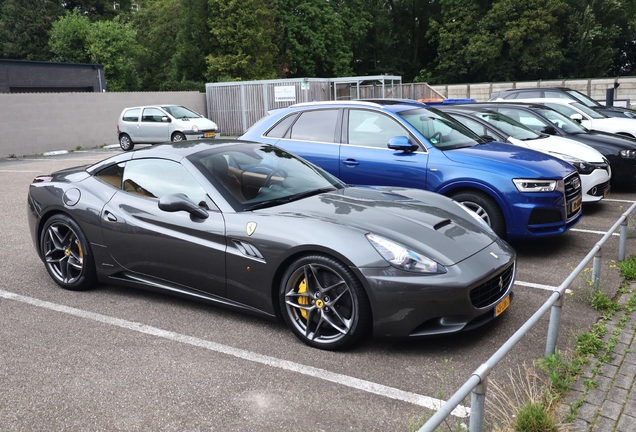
left=49, top=9, right=92, bottom=63
left=0, top=0, right=63, bottom=60
left=206, top=0, right=278, bottom=81
left=49, top=12, right=141, bottom=90
left=62, top=0, right=133, bottom=20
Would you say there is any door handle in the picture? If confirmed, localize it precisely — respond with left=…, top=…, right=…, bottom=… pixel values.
left=104, top=211, right=117, bottom=222
left=342, top=158, right=359, bottom=166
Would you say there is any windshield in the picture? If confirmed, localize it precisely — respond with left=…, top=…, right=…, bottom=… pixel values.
left=565, top=89, right=601, bottom=107
left=161, top=105, right=202, bottom=119
left=473, top=112, right=540, bottom=140
left=536, top=108, right=588, bottom=134
left=570, top=101, right=607, bottom=119
left=188, top=143, right=343, bottom=210
left=398, top=107, right=487, bottom=149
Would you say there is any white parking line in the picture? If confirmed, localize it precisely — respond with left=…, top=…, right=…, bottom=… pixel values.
left=604, top=198, right=636, bottom=203
left=515, top=281, right=557, bottom=291
left=571, top=228, right=620, bottom=236
left=0, top=289, right=470, bottom=418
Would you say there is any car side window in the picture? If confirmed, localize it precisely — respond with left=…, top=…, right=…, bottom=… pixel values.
left=265, top=113, right=298, bottom=138
left=122, top=109, right=140, bottom=122
left=121, top=159, right=207, bottom=205
left=348, top=110, right=410, bottom=148
left=545, top=91, right=570, bottom=99
left=498, top=109, right=548, bottom=129
left=448, top=115, right=487, bottom=136
left=518, top=90, right=542, bottom=98
left=142, top=108, right=166, bottom=123
left=289, top=109, right=338, bottom=142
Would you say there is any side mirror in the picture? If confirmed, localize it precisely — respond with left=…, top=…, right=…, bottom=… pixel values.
left=480, top=135, right=496, bottom=142
left=158, top=193, right=208, bottom=219
left=161, top=116, right=171, bottom=123
left=387, top=136, right=417, bottom=152
left=541, top=125, right=558, bottom=135
left=570, top=114, right=583, bottom=123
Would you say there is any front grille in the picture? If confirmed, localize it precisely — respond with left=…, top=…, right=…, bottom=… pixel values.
left=564, top=172, right=582, bottom=220
left=528, top=208, right=562, bottom=224
left=469, top=263, right=515, bottom=309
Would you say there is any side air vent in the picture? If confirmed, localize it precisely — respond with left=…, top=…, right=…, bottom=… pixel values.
left=233, top=240, right=264, bottom=259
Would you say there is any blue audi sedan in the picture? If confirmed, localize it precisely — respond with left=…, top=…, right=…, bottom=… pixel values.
left=240, top=100, right=583, bottom=241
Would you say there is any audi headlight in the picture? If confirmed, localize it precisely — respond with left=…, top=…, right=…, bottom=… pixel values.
left=192, top=125, right=199, bottom=132
left=366, top=234, right=446, bottom=274
left=620, top=149, right=636, bottom=158
left=513, top=178, right=561, bottom=192
left=548, top=152, right=596, bottom=174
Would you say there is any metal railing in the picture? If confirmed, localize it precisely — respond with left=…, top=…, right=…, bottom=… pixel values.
left=419, top=201, right=636, bottom=432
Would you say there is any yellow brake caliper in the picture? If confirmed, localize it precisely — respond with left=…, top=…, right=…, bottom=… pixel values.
left=76, top=239, right=83, bottom=264
left=298, top=279, right=309, bottom=319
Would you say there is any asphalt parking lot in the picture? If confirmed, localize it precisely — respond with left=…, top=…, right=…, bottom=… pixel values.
left=1, top=148, right=635, bottom=431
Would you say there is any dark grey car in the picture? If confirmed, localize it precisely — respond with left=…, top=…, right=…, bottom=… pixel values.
left=27, top=140, right=516, bottom=350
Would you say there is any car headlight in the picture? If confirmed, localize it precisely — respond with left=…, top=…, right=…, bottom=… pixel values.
left=513, top=178, right=561, bottom=192
left=548, top=152, right=596, bottom=175
left=366, top=233, right=446, bottom=274
left=192, top=125, right=199, bottom=132
left=620, top=149, right=636, bottom=158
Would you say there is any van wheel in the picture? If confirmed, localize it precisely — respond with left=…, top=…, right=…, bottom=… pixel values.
left=451, top=190, right=506, bottom=238
left=119, top=134, right=134, bottom=151
left=171, top=132, right=186, bottom=142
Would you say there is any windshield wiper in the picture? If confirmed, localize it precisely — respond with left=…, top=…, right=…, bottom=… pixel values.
left=244, top=187, right=337, bottom=211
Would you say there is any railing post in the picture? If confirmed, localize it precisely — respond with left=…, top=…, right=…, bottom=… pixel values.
left=592, top=248, right=602, bottom=289
left=545, top=294, right=563, bottom=357
left=469, top=378, right=488, bottom=432
left=619, top=220, right=628, bottom=262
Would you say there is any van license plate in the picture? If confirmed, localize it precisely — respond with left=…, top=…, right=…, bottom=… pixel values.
left=495, top=295, right=510, bottom=317
left=204, top=132, right=215, bottom=138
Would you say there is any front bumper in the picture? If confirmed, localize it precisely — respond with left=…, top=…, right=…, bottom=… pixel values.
left=359, top=241, right=516, bottom=338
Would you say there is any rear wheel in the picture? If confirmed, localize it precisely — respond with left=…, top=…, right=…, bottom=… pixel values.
left=451, top=190, right=506, bottom=238
left=40, top=214, right=96, bottom=291
left=171, top=132, right=186, bottom=142
left=119, top=134, right=134, bottom=151
left=280, top=255, right=371, bottom=350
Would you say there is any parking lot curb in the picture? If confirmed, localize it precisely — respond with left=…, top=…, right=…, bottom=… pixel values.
left=565, top=283, right=636, bottom=431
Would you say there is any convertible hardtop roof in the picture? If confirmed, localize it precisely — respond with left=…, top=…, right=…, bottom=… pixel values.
left=86, top=139, right=265, bottom=174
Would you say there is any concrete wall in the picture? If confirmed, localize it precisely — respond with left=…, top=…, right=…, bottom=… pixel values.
left=0, top=92, right=206, bottom=157
left=432, top=77, right=636, bottom=104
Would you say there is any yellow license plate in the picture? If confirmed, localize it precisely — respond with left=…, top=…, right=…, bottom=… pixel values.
left=204, top=132, right=216, bottom=138
left=604, top=187, right=611, bottom=198
left=571, top=196, right=582, bottom=213
left=495, top=295, right=510, bottom=317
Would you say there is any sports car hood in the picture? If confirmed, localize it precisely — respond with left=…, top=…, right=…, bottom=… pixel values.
left=442, top=141, right=577, bottom=178
left=265, top=186, right=504, bottom=266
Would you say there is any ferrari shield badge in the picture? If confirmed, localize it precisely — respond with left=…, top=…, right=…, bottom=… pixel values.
left=246, top=222, right=257, bottom=236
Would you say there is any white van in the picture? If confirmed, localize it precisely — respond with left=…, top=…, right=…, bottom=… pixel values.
left=117, top=105, right=219, bottom=151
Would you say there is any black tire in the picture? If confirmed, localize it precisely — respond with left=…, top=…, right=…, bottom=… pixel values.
left=171, top=132, right=186, bottom=142
left=280, top=254, right=371, bottom=350
left=451, top=190, right=506, bottom=238
left=40, top=214, right=96, bottom=291
left=119, top=134, right=134, bottom=151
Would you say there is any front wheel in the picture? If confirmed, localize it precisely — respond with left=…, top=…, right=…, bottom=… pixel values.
left=280, top=255, right=371, bottom=350
left=451, top=190, right=506, bottom=238
left=40, top=214, right=96, bottom=291
left=171, top=132, right=186, bottom=142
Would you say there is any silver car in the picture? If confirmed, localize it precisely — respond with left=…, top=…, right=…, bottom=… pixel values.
left=117, top=105, right=219, bottom=151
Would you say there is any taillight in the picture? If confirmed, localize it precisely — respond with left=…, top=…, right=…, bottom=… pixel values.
left=117, top=124, right=120, bottom=132
left=32, top=176, right=53, bottom=183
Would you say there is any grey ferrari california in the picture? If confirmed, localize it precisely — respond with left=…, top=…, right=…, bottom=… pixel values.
left=28, top=140, right=515, bottom=350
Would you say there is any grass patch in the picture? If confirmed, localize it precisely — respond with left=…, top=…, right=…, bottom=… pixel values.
left=617, top=254, right=636, bottom=279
